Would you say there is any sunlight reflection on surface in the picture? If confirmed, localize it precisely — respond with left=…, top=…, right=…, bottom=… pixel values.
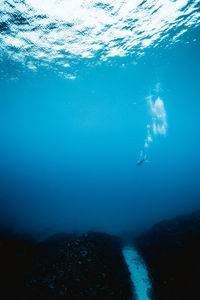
left=1, top=0, right=200, bottom=75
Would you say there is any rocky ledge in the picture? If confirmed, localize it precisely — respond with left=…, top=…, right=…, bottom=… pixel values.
left=0, top=230, right=133, bottom=300
left=135, top=210, right=200, bottom=300
left=1, top=210, right=200, bottom=300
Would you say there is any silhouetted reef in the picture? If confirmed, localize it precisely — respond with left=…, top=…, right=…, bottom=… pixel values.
left=1, top=210, right=200, bottom=300
left=0, top=230, right=133, bottom=300
left=136, top=210, right=200, bottom=300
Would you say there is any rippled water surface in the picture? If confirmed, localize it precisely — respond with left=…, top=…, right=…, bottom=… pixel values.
left=1, top=0, right=200, bottom=76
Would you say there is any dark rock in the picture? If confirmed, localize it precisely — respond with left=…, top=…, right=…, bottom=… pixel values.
left=136, top=210, right=200, bottom=300
left=0, top=230, right=133, bottom=300
left=0, top=233, right=37, bottom=300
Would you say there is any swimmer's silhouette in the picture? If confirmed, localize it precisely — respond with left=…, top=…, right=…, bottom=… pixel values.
left=137, top=151, right=149, bottom=166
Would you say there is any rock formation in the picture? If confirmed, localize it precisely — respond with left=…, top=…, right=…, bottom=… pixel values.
left=0, top=230, right=133, bottom=300
left=136, top=211, right=200, bottom=300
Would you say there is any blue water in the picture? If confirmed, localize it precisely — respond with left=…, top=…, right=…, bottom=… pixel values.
left=0, top=0, right=200, bottom=235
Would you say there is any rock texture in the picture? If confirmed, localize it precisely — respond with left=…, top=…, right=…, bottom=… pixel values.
left=0, top=230, right=133, bottom=300
left=136, top=210, right=200, bottom=300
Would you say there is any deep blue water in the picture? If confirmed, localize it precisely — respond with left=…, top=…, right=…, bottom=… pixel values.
left=0, top=0, right=200, bottom=236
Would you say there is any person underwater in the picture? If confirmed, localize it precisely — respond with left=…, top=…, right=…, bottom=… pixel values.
left=136, top=151, right=150, bottom=166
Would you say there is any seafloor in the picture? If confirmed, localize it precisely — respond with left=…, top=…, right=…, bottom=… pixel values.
left=1, top=210, right=200, bottom=300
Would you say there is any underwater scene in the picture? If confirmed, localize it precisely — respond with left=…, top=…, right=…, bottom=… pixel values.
left=0, top=0, right=200, bottom=299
